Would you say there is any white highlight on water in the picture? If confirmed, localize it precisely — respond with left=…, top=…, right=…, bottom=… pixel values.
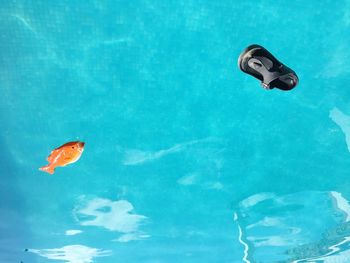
left=330, top=107, right=350, bottom=152
left=331, top=191, right=350, bottom=222
left=234, top=213, right=251, bottom=263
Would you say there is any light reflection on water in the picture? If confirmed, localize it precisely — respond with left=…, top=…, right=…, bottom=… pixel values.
left=234, top=191, right=350, bottom=263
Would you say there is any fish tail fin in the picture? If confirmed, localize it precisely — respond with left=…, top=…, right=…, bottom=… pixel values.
left=39, top=165, right=55, bottom=175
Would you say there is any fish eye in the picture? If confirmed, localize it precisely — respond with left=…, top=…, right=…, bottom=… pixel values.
left=72, top=147, right=74, bottom=149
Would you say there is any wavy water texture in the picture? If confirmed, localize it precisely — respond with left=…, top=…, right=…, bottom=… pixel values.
left=322, top=46, right=350, bottom=78
left=177, top=173, right=198, bottom=185
left=114, top=233, right=151, bottom=243
left=65, top=230, right=82, bottom=236
left=177, top=173, right=224, bottom=190
left=11, top=14, right=37, bottom=35
left=246, top=217, right=283, bottom=230
left=234, top=213, right=251, bottom=263
left=330, top=107, right=350, bottom=152
left=331, top=191, right=350, bottom=222
left=291, top=235, right=350, bottom=262
left=121, top=137, right=218, bottom=165
left=235, top=191, right=350, bottom=262
left=29, top=245, right=111, bottom=263
left=291, top=192, right=350, bottom=262
left=75, top=197, right=148, bottom=242
left=239, top=193, right=276, bottom=209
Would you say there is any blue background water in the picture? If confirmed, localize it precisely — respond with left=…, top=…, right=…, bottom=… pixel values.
left=2, top=0, right=350, bottom=262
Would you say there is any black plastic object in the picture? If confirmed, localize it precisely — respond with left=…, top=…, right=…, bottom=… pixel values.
left=238, top=44, right=298, bottom=90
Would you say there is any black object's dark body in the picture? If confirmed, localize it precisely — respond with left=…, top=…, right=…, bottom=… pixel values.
left=238, top=44, right=298, bottom=91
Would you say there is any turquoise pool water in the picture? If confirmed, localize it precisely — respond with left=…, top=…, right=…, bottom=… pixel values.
left=2, top=0, right=350, bottom=262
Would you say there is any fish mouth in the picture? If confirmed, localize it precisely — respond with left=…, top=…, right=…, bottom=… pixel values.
left=78, top=142, right=85, bottom=151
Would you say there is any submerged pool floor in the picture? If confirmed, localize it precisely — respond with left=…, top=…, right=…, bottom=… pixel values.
left=1, top=0, right=350, bottom=262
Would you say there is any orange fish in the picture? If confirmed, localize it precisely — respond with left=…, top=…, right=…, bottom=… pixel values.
left=39, top=141, right=85, bottom=174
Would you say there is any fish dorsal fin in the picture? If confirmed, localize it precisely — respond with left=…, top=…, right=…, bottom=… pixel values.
left=47, top=149, right=60, bottom=162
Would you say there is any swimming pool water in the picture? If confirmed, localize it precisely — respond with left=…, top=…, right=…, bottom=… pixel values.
left=1, top=0, right=350, bottom=262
